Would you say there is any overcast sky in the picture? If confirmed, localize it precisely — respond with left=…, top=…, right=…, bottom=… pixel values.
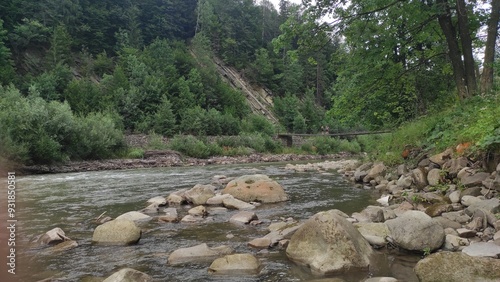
left=267, top=0, right=303, bottom=10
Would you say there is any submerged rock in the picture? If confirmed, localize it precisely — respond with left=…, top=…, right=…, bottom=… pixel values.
left=286, top=209, right=373, bottom=275
left=222, top=174, right=288, bottom=203
left=103, top=268, right=153, bottom=282
left=146, top=196, right=167, bottom=206
left=115, top=211, right=152, bottom=222
left=222, top=197, right=255, bottom=210
left=208, top=253, right=262, bottom=275
left=92, top=219, right=141, bottom=245
left=248, top=238, right=271, bottom=249
left=167, top=243, right=233, bottom=265
left=37, top=227, right=70, bottom=245
left=158, top=207, right=178, bottom=223
left=230, top=211, right=258, bottom=224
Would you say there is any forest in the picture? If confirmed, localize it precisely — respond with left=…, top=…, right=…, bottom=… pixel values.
left=0, top=0, right=499, bottom=165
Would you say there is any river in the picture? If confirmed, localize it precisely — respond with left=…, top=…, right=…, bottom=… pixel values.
left=15, top=162, right=419, bottom=281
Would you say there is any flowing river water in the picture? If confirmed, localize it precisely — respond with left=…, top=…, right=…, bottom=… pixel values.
left=14, top=162, right=420, bottom=282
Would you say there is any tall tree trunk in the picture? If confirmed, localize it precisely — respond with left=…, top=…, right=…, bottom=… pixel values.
left=437, top=0, right=468, bottom=99
left=481, top=0, right=500, bottom=94
left=456, top=0, right=477, bottom=96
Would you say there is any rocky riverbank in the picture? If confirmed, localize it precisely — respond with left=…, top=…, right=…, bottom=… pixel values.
left=20, top=151, right=352, bottom=174
left=287, top=148, right=500, bottom=281
left=26, top=148, right=500, bottom=281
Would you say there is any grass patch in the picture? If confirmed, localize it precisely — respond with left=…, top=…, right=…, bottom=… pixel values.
left=358, top=94, right=500, bottom=165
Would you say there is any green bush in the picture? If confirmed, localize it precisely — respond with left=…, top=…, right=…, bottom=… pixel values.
left=241, top=114, right=275, bottom=136
left=126, top=148, right=145, bottom=159
left=169, top=135, right=220, bottom=158
left=146, top=133, right=168, bottom=150
left=338, top=139, right=361, bottom=153
left=310, top=136, right=340, bottom=155
left=71, top=112, right=124, bottom=159
left=0, top=85, right=124, bottom=164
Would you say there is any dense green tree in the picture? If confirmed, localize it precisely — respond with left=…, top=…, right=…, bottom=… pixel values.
left=152, top=96, right=177, bottom=137
left=47, top=25, right=72, bottom=66
left=0, top=19, right=15, bottom=85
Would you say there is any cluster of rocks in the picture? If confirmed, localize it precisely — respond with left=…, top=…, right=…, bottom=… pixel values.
left=34, top=174, right=297, bottom=281
left=33, top=151, right=500, bottom=281
left=337, top=149, right=500, bottom=281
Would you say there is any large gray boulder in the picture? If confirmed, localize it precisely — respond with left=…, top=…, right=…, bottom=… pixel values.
left=103, top=268, right=153, bottom=282
left=222, top=174, right=288, bottom=203
left=92, top=219, right=141, bottom=245
left=286, top=210, right=373, bottom=275
left=385, top=211, right=444, bottom=251
left=208, top=254, right=262, bottom=275
left=167, top=243, right=233, bottom=265
left=414, top=252, right=500, bottom=282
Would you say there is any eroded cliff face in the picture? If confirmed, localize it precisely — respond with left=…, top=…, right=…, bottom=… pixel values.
left=213, top=57, right=278, bottom=124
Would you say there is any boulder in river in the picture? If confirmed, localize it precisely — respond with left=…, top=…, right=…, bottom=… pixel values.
left=230, top=211, right=258, bottom=224
left=92, top=219, right=141, bottom=245
left=414, top=252, right=500, bottom=282
left=103, top=268, right=153, bottom=282
left=385, top=210, right=444, bottom=252
left=158, top=207, right=178, bottom=223
left=167, top=243, right=233, bottom=265
left=222, top=174, right=288, bottom=203
left=248, top=238, right=271, bottom=249
left=208, top=253, right=262, bottom=275
left=286, top=209, right=373, bottom=276
left=146, top=196, right=167, bottom=206
left=115, top=211, right=152, bottom=222
left=222, top=196, right=255, bottom=210
left=184, top=184, right=216, bottom=205
left=37, top=227, right=70, bottom=245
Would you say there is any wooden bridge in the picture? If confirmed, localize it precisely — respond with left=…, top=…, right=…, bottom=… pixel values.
left=276, top=130, right=391, bottom=147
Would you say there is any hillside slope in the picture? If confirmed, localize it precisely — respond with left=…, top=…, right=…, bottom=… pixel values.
left=213, top=57, right=279, bottom=124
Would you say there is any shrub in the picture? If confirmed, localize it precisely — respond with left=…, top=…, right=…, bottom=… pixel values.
left=146, top=133, right=168, bottom=150
left=71, top=112, right=124, bottom=159
left=241, top=114, right=275, bottom=136
left=0, top=85, right=124, bottom=164
left=169, top=135, right=214, bottom=158
left=126, top=148, right=144, bottom=159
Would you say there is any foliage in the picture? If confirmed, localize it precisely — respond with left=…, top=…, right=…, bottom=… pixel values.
left=152, top=96, right=177, bottom=137
left=302, top=136, right=361, bottom=155
left=125, top=148, right=144, bottom=159
left=241, top=114, right=275, bottom=136
left=359, top=94, right=500, bottom=165
left=169, top=135, right=222, bottom=159
left=0, top=85, right=124, bottom=164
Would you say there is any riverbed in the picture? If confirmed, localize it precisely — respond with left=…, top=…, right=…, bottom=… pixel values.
left=15, top=162, right=419, bottom=281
